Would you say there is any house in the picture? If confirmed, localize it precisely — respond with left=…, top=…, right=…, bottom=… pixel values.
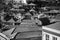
left=13, top=0, right=27, bottom=4
left=7, top=18, right=15, bottom=23
left=0, top=27, right=17, bottom=40
left=4, top=0, right=13, bottom=4
left=42, top=22, right=60, bottom=40
left=8, top=24, right=42, bottom=39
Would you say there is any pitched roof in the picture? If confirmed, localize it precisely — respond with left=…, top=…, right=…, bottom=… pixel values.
left=54, top=14, right=60, bottom=21
left=7, top=18, right=15, bottom=22
left=55, top=14, right=60, bottom=20
left=25, top=13, right=31, bottom=15
left=28, top=3, right=35, bottom=5
left=46, top=22, right=60, bottom=30
left=7, top=23, right=42, bottom=33
left=3, top=24, right=42, bottom=38
left=16, top=19, right=21, bottom=23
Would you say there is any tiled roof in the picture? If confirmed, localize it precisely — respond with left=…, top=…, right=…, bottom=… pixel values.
left=54, top=14, right=60, bottom=22
left=2, top=20, right=42, bottom=38
left=16, top=31, right=41, bottom=38
left=7, top=18, right=15, bottom=22
left=5, top=22, right=42, bottom=33
left=46, top=22, right=60, bottom=30
left=55, top=14, right=60, bottom=20
left=8, top=25, right=42, bottom=38
left=25, top=13, right=31, bottom=15
left=16, top=19, right=21, bottom=23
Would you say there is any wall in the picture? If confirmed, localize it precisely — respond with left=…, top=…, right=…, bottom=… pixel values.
left=42, top=31, right=60, bottom=40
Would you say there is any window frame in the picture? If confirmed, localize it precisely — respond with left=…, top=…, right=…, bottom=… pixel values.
left=46, top=34, right=49, bottom=40
left=53, top=37, right=57, bottom=40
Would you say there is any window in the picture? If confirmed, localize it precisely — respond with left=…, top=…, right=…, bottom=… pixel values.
left=46, top=34, right=49, bottom=40
left=53, top=37, right=57, bottom=40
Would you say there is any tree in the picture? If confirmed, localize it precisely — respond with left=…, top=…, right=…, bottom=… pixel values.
left=0, top=0, right=4, bottom=3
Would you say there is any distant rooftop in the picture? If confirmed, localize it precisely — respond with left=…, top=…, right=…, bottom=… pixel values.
left=46, top=22, right=60, bottom=30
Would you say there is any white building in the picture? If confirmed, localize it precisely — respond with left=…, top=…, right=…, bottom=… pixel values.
left=42, top=22, right=60, bottom=40
left=4, top=0, right=27, bottom=4
left=13, top=0, right=27, bottom=4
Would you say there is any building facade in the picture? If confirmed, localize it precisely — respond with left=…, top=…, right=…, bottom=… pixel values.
left=42, top=22, right=60, bottom=40
left=4, top=0, right=27, bottom=4
left=13, top=0, right=27, bottom=4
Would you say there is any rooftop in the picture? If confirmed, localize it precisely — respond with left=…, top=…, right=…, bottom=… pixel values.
left=46, top=22, right=60, bottom=30
left=2, top=23, right=42, bottom=38
left=3, top=22, right=42, bottom=33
